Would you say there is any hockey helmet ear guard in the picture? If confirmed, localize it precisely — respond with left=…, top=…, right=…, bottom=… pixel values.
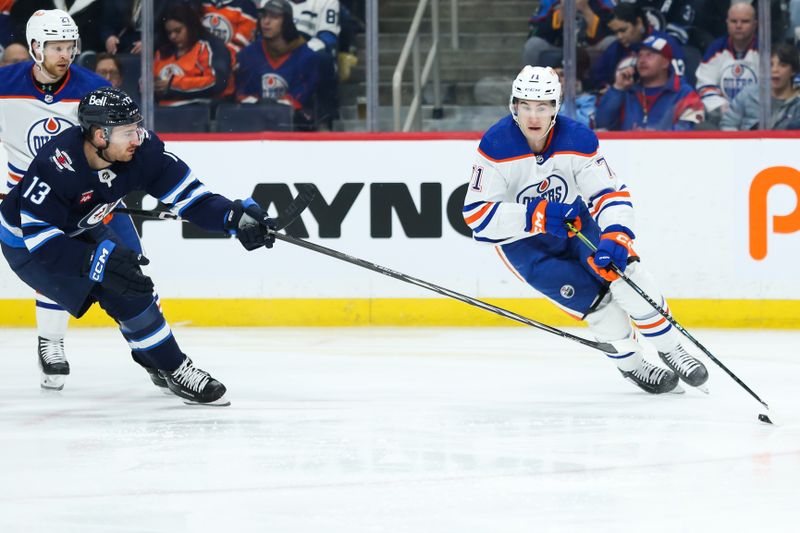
left=26, top=9, right=81, bottom=64
left=509, top=65, right=562, bottom=137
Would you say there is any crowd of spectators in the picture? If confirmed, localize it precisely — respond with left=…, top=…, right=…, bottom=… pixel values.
left=0, top=0, right=365, bottom=131
left=525, top=0, right=800, bottom=131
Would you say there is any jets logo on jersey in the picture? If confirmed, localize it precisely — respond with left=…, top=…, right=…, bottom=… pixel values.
left=27, top=117, right=75, bottom=158
left=721, top=61, right=757, bottom=100
left=203, top=13, right=234, bottom=43
left=261, top=73, right=289, bottom=100
left=78, top=201, right=118, bottom=229
left=158, top=64, right=185, bottom=80
left=51, top=148, right=75, bottom=172
left=517, top=174, right=568, bottom=204
left=98, top=169, right=117, bottom=188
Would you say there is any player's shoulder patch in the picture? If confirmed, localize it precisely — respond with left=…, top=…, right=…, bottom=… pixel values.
left=550, top=116, right=598, bottom=156
left=478, top=115, right=532, bottom=162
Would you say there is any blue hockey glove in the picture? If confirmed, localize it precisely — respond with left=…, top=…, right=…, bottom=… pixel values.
left=587, top=225, right=639, bottom=281
left=225, top=198, right=276, bottom=251
left=82, top=240, right=154, bottom=297
left=524, top=196, right=583, bottom=238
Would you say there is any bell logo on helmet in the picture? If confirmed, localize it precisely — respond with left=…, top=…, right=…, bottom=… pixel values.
left=88, top=95, right=108, bottom=106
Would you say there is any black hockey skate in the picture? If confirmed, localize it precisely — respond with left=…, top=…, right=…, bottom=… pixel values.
left=619, top=359, right=681, bottom=394
left=38, top=336, right=70, bottom=391
left=161, top=357, right=229, bottom=406
left=658, top=345, right=709, bottom=393
left=130, top=351, right=171, bottom=395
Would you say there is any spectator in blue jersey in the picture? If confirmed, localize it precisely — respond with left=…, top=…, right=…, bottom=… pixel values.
left=589, top=3, right=690, bottom=91
left=721, top=42, right=800, bottom=131
left=596, top=34, right=704, bottom=131
left=236, top=0, right=320, bottom=130
left=523, top=0, right=615, bottom=69
left=0, top=1, right=16, bottom=51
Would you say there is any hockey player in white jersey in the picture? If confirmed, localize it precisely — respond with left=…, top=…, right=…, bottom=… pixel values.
left=0, top=9, right=140, bottom=391
left=463, top=66, right=709, bottom=394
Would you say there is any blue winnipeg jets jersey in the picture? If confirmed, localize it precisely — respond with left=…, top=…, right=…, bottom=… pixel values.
left=0, top=127, right=234, bottom=278
left=463, top=115, right=634, bottom=246
left=0, top=61, right=109, bottom=192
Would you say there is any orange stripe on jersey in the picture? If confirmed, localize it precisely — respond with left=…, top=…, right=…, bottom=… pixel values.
left=590, top=190, right=630, bottom=216
left=464, top=202, right=494, bottom=225
left=477, top=147, right=534, bottom=163
left=551, top=149, right=598, bottom=158
left=494, top=246, right=525, bottom=283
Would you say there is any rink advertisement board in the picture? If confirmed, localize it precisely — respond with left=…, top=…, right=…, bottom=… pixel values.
left=1, top=131, right=799, bottom=328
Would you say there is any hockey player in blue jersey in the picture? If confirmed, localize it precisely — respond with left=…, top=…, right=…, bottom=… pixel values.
left=0, top=87, right=277, bottom=406
left=0, top=9, right=148, bottom=391
left=463, top=66, right=709, bottom=394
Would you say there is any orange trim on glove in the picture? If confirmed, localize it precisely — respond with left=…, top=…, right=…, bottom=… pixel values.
left=528, top=201, right=547, bottom=235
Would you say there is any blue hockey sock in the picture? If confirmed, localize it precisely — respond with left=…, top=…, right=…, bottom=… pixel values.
left=119, top=300, right=184, bottom=371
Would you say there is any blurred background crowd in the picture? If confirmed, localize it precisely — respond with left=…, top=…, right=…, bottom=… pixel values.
left=0, top=0, right=797, bottom=133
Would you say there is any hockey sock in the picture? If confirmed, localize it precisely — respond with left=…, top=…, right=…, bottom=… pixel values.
left=35, top=293, right=69, bottom=340
left=118, top=300, right=184, bottom=372
left=585, top=298, right=643, bottom=371
left=608, top=263, right=681, bottom=352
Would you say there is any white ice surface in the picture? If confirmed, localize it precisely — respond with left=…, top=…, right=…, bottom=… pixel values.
left=0, top=327, right=797, bottom=533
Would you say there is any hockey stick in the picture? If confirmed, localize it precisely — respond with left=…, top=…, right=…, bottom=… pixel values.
left=118, top=203, right=628, bottom=354
left=117, top=184, right=316, bottom=231
left=567, top=222, right=773, bottom=419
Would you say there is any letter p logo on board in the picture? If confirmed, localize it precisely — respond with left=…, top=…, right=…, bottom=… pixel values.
left=749, top=167, right=800, bottom=260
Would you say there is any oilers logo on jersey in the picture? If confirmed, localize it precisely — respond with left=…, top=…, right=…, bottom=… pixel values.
left=261, top=73, right=289, bottom=100
left=721, top=61, right=757, bottom=100
left=517, top=175, right=569, bottom=204
left=27, top=117, right=76, bottom=159
left=158, top=64, right=185, bottom=80
left=203, top=13, right=234, bottom=43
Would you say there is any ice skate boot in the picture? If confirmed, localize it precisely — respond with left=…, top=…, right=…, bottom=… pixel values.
left=619, top=359, right=681, bottom=394
left=38, top=336, right=70, bottom=391
left=658, top=345, right=709, bottom=393
left=161, top=357, right=229, bottom=406
left=130, top=352, right=171, bottom=395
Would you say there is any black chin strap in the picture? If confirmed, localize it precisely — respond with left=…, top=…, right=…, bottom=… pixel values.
left=95, top=146, right=115, bottom=164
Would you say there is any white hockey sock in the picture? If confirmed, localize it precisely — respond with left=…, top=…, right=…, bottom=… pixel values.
left=585, top=298, right=644, bottom=372
left=607, top=263, right=681, bottom=353
left=35, top=293, right=69, bottom=341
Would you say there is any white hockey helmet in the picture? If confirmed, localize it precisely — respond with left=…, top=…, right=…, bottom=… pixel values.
left=509, top=65, right=562, bottom=135
left=26, top=9, right=81, bottom=64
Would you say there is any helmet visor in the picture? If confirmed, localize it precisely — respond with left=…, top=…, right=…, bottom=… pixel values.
left=108, top=122, right=146, bottom=146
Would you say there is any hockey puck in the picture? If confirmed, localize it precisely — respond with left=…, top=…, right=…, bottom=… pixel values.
left=758, top=413, right=773, bottom=425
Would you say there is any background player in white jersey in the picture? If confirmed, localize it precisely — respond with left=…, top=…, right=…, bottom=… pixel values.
left=0, top=9, right=137, bottom=390
left=462, top=66, right=709, bottom=394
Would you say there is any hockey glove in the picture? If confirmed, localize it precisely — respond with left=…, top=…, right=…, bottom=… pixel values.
left=524, top=197, right=583, bottom=238
left=225, top=198, right=276, bottom=251
left=82, top=240, right=154, bottom=297
left=587, top=225, right=639, bottom=282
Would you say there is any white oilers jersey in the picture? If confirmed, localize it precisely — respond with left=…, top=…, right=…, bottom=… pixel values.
left=463, top=115, right=634, bottom=246
left=289, top=0, right=340, bottom=52
left=0, top=61, right=109, bottom=193
left=695, top=36, right=759, bottom=112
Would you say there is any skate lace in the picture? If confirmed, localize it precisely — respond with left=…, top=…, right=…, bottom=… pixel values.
left=39, top=339, right=66, bottom=364
left=635, top=362, right=669, bottom=385
left=172, top=360, right=210, bottom=393
left=664, top=347, right=700, bottom=374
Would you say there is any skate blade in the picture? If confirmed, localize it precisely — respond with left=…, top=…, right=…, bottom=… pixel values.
left=669, top=383, right=685, bottom=394
left=694, top=384, right=710, bottom=394
left=182, top=394, right=231, bottom=407
left=40, top=374, right=66, bottom=391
